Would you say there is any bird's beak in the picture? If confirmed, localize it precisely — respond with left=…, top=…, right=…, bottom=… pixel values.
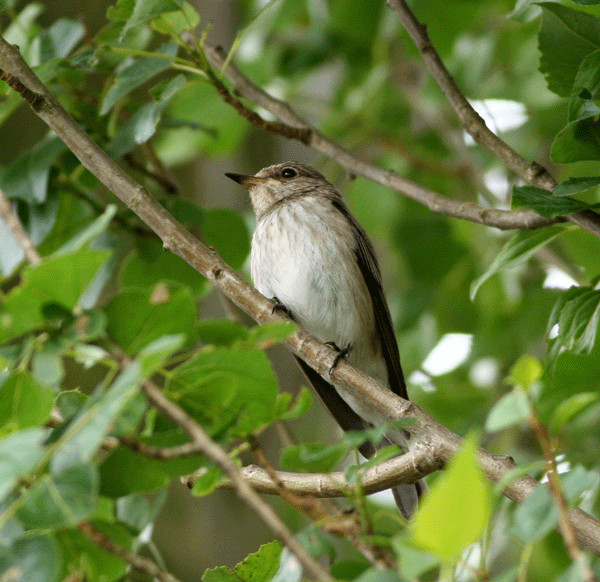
left=225, top=173, right=264, bottom=189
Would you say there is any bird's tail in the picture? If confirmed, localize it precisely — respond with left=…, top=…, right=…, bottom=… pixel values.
left=392, top=480, right=427, bottom=520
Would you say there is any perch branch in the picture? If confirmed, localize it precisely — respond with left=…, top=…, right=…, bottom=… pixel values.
left=1, top=37, right=600, bottom=557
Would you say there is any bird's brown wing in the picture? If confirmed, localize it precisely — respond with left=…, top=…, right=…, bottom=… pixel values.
left=331, top=199, right=408, bottom=400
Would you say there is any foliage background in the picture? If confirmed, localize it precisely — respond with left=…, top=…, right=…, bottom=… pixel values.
left=1, top=0, right=600, bottom=580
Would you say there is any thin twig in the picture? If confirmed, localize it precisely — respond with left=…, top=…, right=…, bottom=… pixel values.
left=0, top=186, right=41, bottom=265
left=1, top=38, right=599, bottom=556
left=528, top=412, right=596, bottom=581
left=78, top=522, right=180, bottom=582
left=385, top=0, right=600, bottom=239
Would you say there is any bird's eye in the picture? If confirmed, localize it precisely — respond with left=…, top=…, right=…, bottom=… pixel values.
left=281, top=167, right=297, bottom=179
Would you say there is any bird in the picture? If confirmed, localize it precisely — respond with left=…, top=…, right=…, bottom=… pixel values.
left=226, top=161, right=425, bottom=518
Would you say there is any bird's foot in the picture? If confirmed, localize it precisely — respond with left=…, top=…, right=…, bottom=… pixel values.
left=271, top=296, right=292, bottom=318
left=325, top=342, right=351, bottom=375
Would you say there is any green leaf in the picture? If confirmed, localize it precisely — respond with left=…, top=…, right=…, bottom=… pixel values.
left=191, top=466, right=227, bottom=497
left=120, top=0, right=182, bottom=39
left=106, top=285, right=197, bottom=354
left=99, top=446, right=170, bottom=497
left=391, top=537, right=440, bottom=579
left=506, top=355, right=544, bottom=390
left=202, top=541, right=283, bottom=582
left=553, top=176, right=600, bottom=196
left=33, top=18, right=85, bottom=62
left=278, top=386, right=313, bottom=421
left=137, top=334, right=185, bottom=375
left=280, top=441, right=349, bottom=472
left=120, top=237, right=207, bottom=294
left=0, top=535, right=62, bottom=582
left=31, top=341, right=65, bottom=388
left=538, top=3, right=600, bottom=97
left=562, top=465, right=599, bottom=504
left=50, top=362, right=142, bottom=474
left=470, top=226, right=566, bottom=300
left=116, top=491, right=167, bottom=532
left=510, top=482, right=557, bottom=542
left=169, top=348, right=279, bottom=437
left=0, top=246, right=111, bottom=343
left=202, top=208, right=251, bottom=271
left=354, top=570, right=401, bottom=582
left=17, top=464, right=98, bottom=528
left=551, top=116, right=600, bottom=163
left=151, top=0, right=200, bottom=35
left=0, top=136, right=65, bottom=203
left=0, top=371, right=55, bottom=430
left=247, top=321, right=297, bottom=347
left=55, top=205, right=117, bottom=255
left=329, top=0, right=383, bottom=49
left=0, top=428, right=47, bottom=502
left=100, top=42, right=179, bottom=115
left=553, top=287, right=600, bottom=354
left=56, top=521, right=132, bottom=581
left=107, top=74, right=187, bottom=157
left=156, top=81, right=248, bottom=162
left=198, top=318, right=249, bottom=346
left=569, top=48, right=600, bottom=120
left=72, top=344, right=109, bottom=369
left=511, top=185, right=597, bottom=218
left=1, top=3, right=44, bottom=49
left=410, top=434, right=492, bottom=561
left=296, top=523, right=336, bottom=560
left=485, top=389, right=530, bottom=433
left=550, top=392, right=600, bottom=432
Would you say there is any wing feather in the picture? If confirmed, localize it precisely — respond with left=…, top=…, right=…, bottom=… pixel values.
left=331, top=199, right=408, bottom=400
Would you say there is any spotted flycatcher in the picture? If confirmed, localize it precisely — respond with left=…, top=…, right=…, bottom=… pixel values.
left=226, top=162, right=425, bottom=518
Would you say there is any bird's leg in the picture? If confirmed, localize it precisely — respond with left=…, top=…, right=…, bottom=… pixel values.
left=325, top=342, right=351, bottom=375
left=271, top=296, right=293, bottom=318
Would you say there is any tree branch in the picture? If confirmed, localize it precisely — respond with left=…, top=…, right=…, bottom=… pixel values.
left=385, top=0, right=600, bottom=239
left=184, top=445, right=440, bottom=498
left=79, top=522, right=180, bottom=582
left=1, top=37, right=599, bottom=557
left=203, top=45, right=557, bottom=232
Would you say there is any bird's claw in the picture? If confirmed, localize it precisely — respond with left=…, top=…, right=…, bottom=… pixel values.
left=271, top=296, right=292, bottom=317
left=325, top=342, right=351, bottom=375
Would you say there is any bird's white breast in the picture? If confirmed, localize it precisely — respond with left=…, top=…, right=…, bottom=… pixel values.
left=251, top=196, right=381, bottom=375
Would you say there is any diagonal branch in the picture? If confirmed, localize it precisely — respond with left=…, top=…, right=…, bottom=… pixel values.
left=203, top=45, right=557, bottom=233
left=1, top=37, right=600, bottom=557
left=138, top=378, right=334, bottom=581
left=385, top=0, right=600, bottom=238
